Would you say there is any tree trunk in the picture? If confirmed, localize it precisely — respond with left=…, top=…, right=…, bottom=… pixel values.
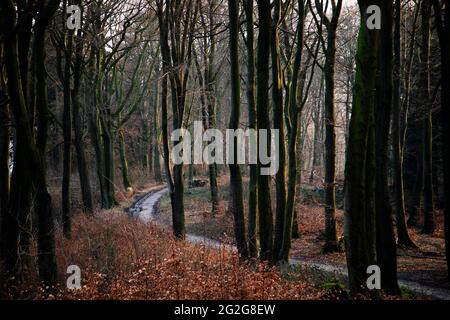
left=420, top=0, right=435, bottom=234
left=392, top=0, right=416, bottom=247
left=90, top=110, right=108, bottom=207
left=310, top=80, right=323, bottom=184
left=279, top=0, right=305, bottom=262
left=62, top=18, right=73, bottom=238
left=119, top=130, right=132, bottom=191
left=443, top=0, right=450, bottom=279
left=205, top=5, right=220, bottom=214
left=408, top=140, right=423, bottom=227
left=375, top=0, right=400, bottom=294
left=0, top=100, right=8, bottom=217
left=195, top=48, right=219, bottom=214
left=256, top=0, right=273, bottom=261
left=71, top=13, right=94, bottom=213
left=153, top=80, right=162, bottom=183
left=101, top=114, right=116, bottom=208
left=323, top=27, right=339, bottom=253
left=33, top=1, right=60, bottom=285
left=422, top=113, right=435, bottom=233
left=157, top=0, right=196, bottom=239
left=141, top=115, right=150, bottom=174
left=0, top=95, right=20, bottom=276
left=244, top=0, right=258, bottom=258
left=157, top=3, right=173, bottom=200
left=310, top=0, right=342, bottom=253
left=228, top=0, right=248, bottom=257
left=344, top=0, right=379, bottom=295
left=433, top=0, right=450, bottom=279
left=271, top=0, right=287, bottom=263
left=157, top=2, right=183, bottom=239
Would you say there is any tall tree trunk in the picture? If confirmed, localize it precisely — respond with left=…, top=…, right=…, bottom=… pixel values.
left=207, top=141, right=219, bottom=214
left=323, top=25, right=339, bottom=254
left=194, top=49, right=219, bottom=214
left=310, top=80, right=323, bottom=184
left=157, top=1, right=183, bottom=239
left=271, top=0, right=287, bottom=263
left=62, top=11, right=73, bottom=237
left=432, top=0, right=450, bottom=279
left=153, top=80, right=162, bottom=183
left=157, top=0, right=196, bottom=239
left=100, top=110, right=116, bottom=208
left=311, top=0, right=342, bottom=253
left=279, top=0, right=305, bottom=262
left=420, top=0, right=435, bottom=234
left=119, top=129, right=132, bottom=191
left=33, top=0, right=60, bottom=285
left=392, top=0, right=416, bottom=247
left=71, top=6, right=94, bottom=213
left=145, top=97, right=153, bottom=177
left=228, top=0, right=249, bottom=257
left=375, top=0, right=400, bottom=294
left=90, top=109, right=108, bottom=207
left=170, top=83, right=186, bottom=239
left=159, top=65, right=174, bottom=210
left=443, top=0, right=450, bottom=279
left=0, top=91, right=11, bottom=265
left=422, top=113, right=435, bottom=233
left=141, top=115, right=150, bottom=174
left=256, top=0, right=273, bottom=261
left=2, top=12, right=34, bottom=268
left=206, top=3, right=219, bottom=214
left=344, top=0, right=379, bottom=295
left=244, top=0, right=258, bottom=258
left=408, top=137, right=423, bottom=227
left=17, top=0, right=32, bottom=112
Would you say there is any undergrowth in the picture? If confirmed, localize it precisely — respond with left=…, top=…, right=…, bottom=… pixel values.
left=1, top=209, right=321, bottom=300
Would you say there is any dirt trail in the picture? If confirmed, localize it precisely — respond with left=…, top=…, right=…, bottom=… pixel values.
left=130, top=187, right=450, bottom=300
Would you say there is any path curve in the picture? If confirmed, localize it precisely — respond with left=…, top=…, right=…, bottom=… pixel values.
left=130, top=187, right=450, bottom=300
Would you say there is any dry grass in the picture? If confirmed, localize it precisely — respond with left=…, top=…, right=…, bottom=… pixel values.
left=1, top=201, right=321, bottom=300
left=158, top=175, right=450, bottom=293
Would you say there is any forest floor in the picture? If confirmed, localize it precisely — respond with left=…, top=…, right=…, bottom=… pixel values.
left=1, top=182, right=322, bottom=300
left=156, top=175, right=450, bottom=299
left=3, top=176, right=446, bottom=300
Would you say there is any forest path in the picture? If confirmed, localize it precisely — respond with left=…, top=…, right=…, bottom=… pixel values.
left=129, top=187, right=450, bottom=300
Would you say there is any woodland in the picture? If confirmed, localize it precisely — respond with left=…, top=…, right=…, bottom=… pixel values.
left=0, top=0, right=449, bottom=300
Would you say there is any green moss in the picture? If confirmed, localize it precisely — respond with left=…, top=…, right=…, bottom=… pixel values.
left=319, top=278, right=350, bottom=300
left=400, top=286, right=417, bottom=299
